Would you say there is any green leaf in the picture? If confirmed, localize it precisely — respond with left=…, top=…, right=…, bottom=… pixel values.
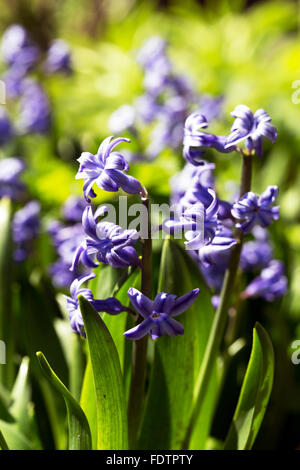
left=80, top=357, right=97, bottom=449
left=19, top=281, right=68, bottom=449
left=82, top=264, right=131, bottom=448
left=79, top=296, right=128, bottom=450
left=0, top=428, right=9, bottom=450
left=69, top=333, right=86, bottom=402
left=0, top=198, right=14, bottom=388
left=92, top=264, right=123, bottom=299
left=36, top=351, right=92, bottom=450
left=224, top=322, right=275, bottom=450
left=103, top=268, right=140, bottom=373
left=10, top=357, right=31, bottom=437
left=139, top=238, right=214, bottom=449
left=0, top=421, right=32, bottom=450
left=81, top=264, right=137, bottom=448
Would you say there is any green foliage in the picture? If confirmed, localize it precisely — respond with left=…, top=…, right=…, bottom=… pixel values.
left=224, top=322, right=275, bottom=450
left=79, top=296, right=128, bottom=450
left=36, top=352, right=92, bottom=450
left=0, top=0, right=297, bottom=451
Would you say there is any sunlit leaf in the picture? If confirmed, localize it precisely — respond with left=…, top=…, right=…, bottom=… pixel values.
left=224, top=322, right=274, bottom=450
left=0, top=428, right=9, bottom=450
left=79, top=296, right=128, bottom=450
left=0, top=420, right=32, bottom=450
left=36, top=352, right=92, bottom=450
left=0, top=198, right=14, bottom=388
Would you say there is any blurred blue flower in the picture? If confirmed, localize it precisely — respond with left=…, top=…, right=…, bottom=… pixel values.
left=124, top=287, right=200, bottom=340
left=232, top=186, right=279, bottom=234
left=1, top=24, right=40, bottom=72
left=2, top=67, right=24, bottom=98
left=13, top=200, right=40, bottom=261
left=0, top=107, right=14, bottom=146
left=66, top=273, right=129, bottom=336
left=225, top=105, right=277, bottom=157
left=240, top=227, right=273, bottom=271
left=136, top=36, right=168, bottom=70
left=49, top=259, right=79, bottom=289
left=135, top=93, right=162, bottom=123
left=18, top=80, right=51, bottom=134
left=108, top=104, right=136, bottom=134
left=137, top=37, right=171, bottom=97
left=0, top=157, right=26, bottom=200
left=201, top=263, right=226, bottom=293
left=242, top=260, right=287, bottom=302
left=62, top=196, right=87, bottom=224
left=198, top=95, right=224, bottom=122
left=44, top=39, right=72, bottom=75
left=145, top=96, right=189, bottom=158
left=48, top=220, right=86, bottom=288
left=76, top=136, right=142, bottom=202
left=71, top=205, right=140, bottom=271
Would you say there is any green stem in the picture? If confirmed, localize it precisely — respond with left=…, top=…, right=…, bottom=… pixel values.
left=182, top=152, right=252, bottom=449
left=127, top=194, right=152, bottom=449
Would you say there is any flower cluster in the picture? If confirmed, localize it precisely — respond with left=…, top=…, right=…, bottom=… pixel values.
left=0, top=24, right=72, bottom=141
left=65, top=273, right=130, bottom=336
left=232, top=186, right=279, bottom=234
left=12, top=200, right=41, bottom=261
left=165, top=101, right=286, bottom=306
left=63, top=37, right=286, bottom=340
left=76, top=136, right=142, bottom=202
left=70, top=205, right=141, bottom=271
left=65, top=133, right=200, bottom=339
left=48, top=196, right=88, bottom=288
left=0, top=157, right=26, bottom=201
left=107, top=36, right=223, bottom=161
left=124, top=288, right=200, bottom=340
left=242, top=260, right=287, bottom=302
left=183, top=105, right=277, bottom=164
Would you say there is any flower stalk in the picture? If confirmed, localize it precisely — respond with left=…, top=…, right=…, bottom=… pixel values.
left=127, top=191, right=152, bottom=449
left=182, top=151, right=252, bottom=449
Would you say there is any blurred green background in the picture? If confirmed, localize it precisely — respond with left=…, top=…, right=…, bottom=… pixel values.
left=0, top=0, right=300, bottom=449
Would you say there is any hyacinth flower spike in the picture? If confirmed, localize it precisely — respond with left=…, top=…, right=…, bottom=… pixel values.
left=76, top=136, right=143, bottom=202
left=225, top=105, right=277, bottom=156
left=183, top=112, right=236, bottom=166
left=70, top=205, right=140, bottom=271
left=231, top=185, right=279, bottom=234
left=241, top=260, right=287, bottom=302
left=162, top=187, right=219, bottom=250
left=65, top=273, right=131, bottom=336
left=124, top=288, right=200, bottom=340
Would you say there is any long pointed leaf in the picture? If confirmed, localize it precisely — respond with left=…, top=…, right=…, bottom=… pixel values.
left=36, top=351, right=92, bottom=450
left=0, top=198, right=14, bottom=388
left=10, top=357, right=31, bottom=437
left=0, top=420, right=32, bottom=450
left=81, top=265, right=133, bottom=448
left=224, top=322, right=275, bottom=450
left=0, top=428, right=9, bottom=450
left=79, top=296, right=128, bottom=450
